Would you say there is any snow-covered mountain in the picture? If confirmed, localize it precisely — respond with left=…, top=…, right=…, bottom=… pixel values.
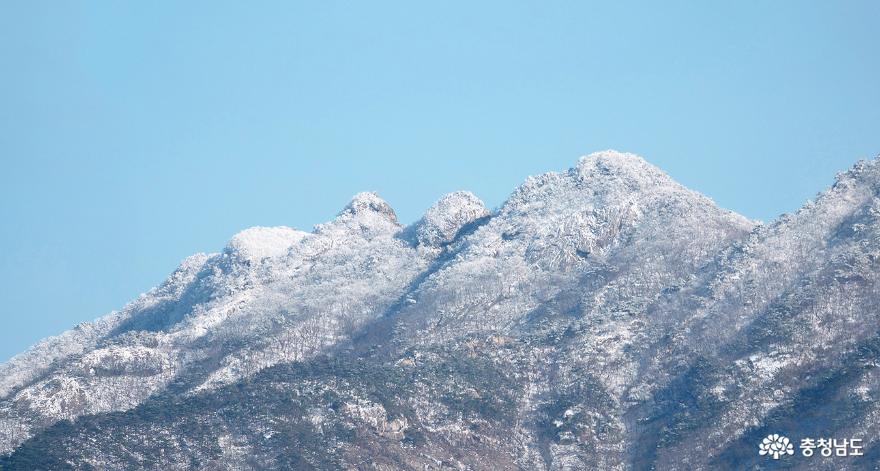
left=2, top=151, right=879, bottom=470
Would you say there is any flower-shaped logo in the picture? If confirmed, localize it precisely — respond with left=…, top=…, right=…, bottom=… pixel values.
left=759, top=434, right=794, bottom=459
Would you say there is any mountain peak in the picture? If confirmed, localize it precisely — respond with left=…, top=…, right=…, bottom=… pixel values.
left=338, top=192, right=398, bottom=223
left=574, top=150, right=674, bottom=189
left=412, top=191, right=489, bottom=247
left=502, top=151, right=681, bottom=215
left=833, top=155, right=880, bottom=189
left=316, top=191, right=402, bottom=236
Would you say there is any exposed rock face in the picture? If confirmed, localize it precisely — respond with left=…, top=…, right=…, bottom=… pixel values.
left=2, top=151, right=880, bottom=471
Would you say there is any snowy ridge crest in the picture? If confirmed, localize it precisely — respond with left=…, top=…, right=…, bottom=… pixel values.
left=833, top=155, right=880, bottom=190
left=225, top=226, right=308, bottom=262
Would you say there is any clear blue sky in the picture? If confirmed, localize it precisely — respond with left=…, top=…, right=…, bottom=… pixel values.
left=1, top=1, right=878, bottom=362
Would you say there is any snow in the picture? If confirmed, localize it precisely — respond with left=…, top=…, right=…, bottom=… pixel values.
left=575, top=150, right=674, bottom=189
left=225, top=226, right=308, bottom=262
left=3, top=152, right=880, bottom=468
left=340, top=191, right=398, bottom=219
left=413, top=191, right=489, bottom=247
left=315, top=191, right=402, bottom=238
left=391, top=149, right=754, bottom=346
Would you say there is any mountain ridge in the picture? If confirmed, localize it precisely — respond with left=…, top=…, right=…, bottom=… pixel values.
left=2, top=150, right=880, bottom=470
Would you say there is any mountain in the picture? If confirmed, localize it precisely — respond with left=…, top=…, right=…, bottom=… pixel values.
left=1, top=150, right=879, bottom=470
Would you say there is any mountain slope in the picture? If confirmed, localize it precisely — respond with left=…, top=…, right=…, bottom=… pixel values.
left=0, top=190, right=487, bottom=455
left=3, top=151, right=880, bottom=470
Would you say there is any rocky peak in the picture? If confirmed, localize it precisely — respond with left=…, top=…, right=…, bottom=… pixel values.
left=412, top=191, right=490, bottom=247
left=574, top=150, right=677, bottom=192
left=500, top=150, right=683, bottom=217
left=831, top=156, right=880, bottom=192
left=316, top=192, right=401, bottom=237
left=338, top=192, right=398, bottom=222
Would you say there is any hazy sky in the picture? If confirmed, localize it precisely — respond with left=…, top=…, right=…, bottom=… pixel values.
left=1, top=1, right=878, bottom=361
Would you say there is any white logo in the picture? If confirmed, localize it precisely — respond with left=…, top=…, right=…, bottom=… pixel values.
left=759, top=434, right=794, bottom=459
